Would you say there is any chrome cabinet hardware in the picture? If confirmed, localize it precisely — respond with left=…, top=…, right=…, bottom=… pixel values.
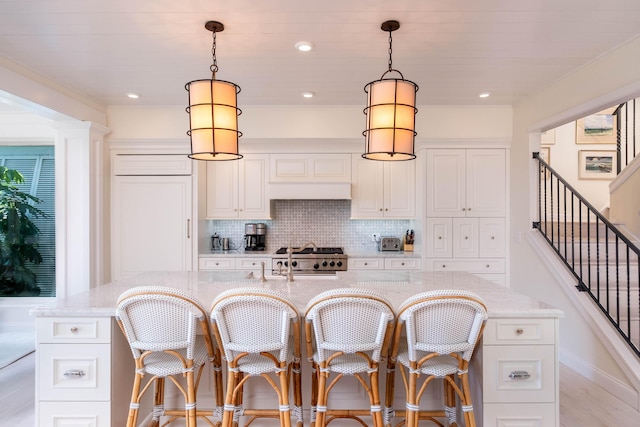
left=508, top=370, right=531, bottom=380
left=70, top=327, right=78, bottom=334
left=63, top=369, right=86, bottom=378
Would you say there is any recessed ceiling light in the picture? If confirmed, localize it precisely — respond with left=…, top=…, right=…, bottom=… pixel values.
left=479, top=92, right=491, bottom=99
left=301, top=91, right=315, bottom=98
left=295, top=41, right=313, bottom=52
left=126, top=93, right=140, bottom=99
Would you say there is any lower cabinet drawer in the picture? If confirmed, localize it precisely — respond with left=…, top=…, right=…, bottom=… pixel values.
left=38, top=344, right=111, bottom=401
left=236, top=257, right=271, bottom=271
left=39, top=401, right=110, bottom=427
left=483, top=402, right=556, bottom=427
left=483, top=345, right=556, bottom=403
left=348, top=258, right=384, bottom=270
left=199, top=257, right=236, bottom=270
left=37, top=317, right=111, bottom=344
left=429, top=259, right=505, bottom=273
left=384, top=258, right=421, bottom=270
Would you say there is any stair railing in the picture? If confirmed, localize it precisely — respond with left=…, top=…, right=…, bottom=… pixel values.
left=614, top=99, right=640, bottom=173
left=533, top=152, right=640, bottom=357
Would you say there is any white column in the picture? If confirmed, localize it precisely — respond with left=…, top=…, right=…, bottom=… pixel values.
left=51, top=121, right=110, bottom=297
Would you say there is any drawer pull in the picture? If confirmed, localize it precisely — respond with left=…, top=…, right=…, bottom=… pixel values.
left=63, top=369, right=86, bottom=378
left=508, top=370, right=531, bottom=380
left=70, top=327, right=79, bottom=334
left=515, top=328, right=524, bottom=335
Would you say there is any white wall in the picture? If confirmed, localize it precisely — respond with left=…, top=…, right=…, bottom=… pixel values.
left=512, top=37, right=640, bottom=397
left=545, top=120, right=617, bottom=212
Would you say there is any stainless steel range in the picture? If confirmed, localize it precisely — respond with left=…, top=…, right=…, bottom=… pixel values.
left=272, top=246, right=347, bottom=275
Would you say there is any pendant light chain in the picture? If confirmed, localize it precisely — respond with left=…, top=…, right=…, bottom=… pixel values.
left=387, top=29, right=393, bottom=72
left=210, top=30, right=218, bottom=78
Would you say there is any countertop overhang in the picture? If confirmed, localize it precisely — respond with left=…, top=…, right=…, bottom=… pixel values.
left=31, top=270, right=563, bottom=319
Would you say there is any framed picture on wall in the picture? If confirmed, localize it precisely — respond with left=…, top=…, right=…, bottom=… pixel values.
left=578, top=150, right=616, bottom=179
left=576, top=108, right=617, bottom=144
left=541, top=128, right=556, bottom=145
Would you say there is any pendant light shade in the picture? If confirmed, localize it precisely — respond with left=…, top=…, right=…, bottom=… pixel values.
left=186, top=21, right=242, bottom=161
left=363, top=20, right=418, bottom=161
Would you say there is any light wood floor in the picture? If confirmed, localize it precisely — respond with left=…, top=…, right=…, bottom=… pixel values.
left=1, top=352, right=639, bottom=426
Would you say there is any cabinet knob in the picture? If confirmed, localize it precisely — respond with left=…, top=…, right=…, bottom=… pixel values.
left=464, top=236, right=469, bottom=240
left=462, top=208, right=466, bottom=211
left=63, top=369, right=86, bottom=378
left=468, top=208, right=471, bottom=211
left=364, top=262, right=368, bottom=266
left=508, top=370, right=531, bottom=380
left=491, top=236, right=495, bottom=240
left=438, top=236, right=442, bottom=240
left=70, top=327, right=78, bottom=334
left=486, top=264, right=490, bottom=268
left=515, top=328, right=524, bottom=335
left=442, top=264, right=446, bottom=268
left=401, top=262, right=405, bottom=266
left=385, top=208, right=388, bottom=211
left=379, top=208, right=383, bottom=212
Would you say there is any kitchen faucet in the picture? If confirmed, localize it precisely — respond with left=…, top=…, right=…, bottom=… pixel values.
left=286, top=241, right=317, bottom=282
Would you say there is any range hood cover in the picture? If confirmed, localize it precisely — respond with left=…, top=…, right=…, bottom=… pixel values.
left=268, top=182, right=351, bottom=200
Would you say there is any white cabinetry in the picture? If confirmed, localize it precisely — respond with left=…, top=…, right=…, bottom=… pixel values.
left=426, top=149, right=505, bottom=218
left=348, top=257, right=421, bottom=270
left=351, top=154, right=415, bottom=219
left=270, top=153, right=351, bottom=182
left=199, top=256, right=271, bottom=276
left=35, top=317, right=132, bottom=426
left=112, top=154, right=193, bottom=280
left=479, top=317, right=559, bottom=426
left=425, top=149, right=507, bottom=286
left=205, top=153, right=270, bottom=219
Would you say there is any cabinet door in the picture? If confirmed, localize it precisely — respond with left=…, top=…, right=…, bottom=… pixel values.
left=205, top=161, right=238, bottom=218
left=384, top=161, right=415, bottom=218
left=453, top=218, right=478, bottom=257
left=426, top=149, right=466, bottom=217
left=426, top=218, right=452, bottom=258
left=112, top=175, right=192, bottom=280
left=479, top=217, right=506, bottom=257
left=466, top=149, right=506, bottom=217
left=351, top=155, right=384, bottom=218
left=239, top=154, right=270, bottom=218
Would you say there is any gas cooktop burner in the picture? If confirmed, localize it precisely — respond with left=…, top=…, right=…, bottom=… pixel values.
left=275, top=247, right=344, bottom=255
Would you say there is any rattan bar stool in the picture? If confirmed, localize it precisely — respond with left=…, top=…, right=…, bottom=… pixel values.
left=210, top=287, right=303, bottom=427
left=385, top=290, right=488, bottom=427
left=304, top=288, right=395, bottom=427
left=116, top=286, right=224, bottom=427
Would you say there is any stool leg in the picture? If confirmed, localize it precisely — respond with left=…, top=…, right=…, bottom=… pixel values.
left=310, top=363, right=318, bottom=427
left=292, top=360, right=304, bottom=427
left=443, top=375, right=458, bottom=427
left=459, top=367, right=476, bottom=427
left=277, top=364, right=292, bottom=427
left=127, top=370, right=143, bottom=427
left=384, top=358, right=396, bottom=427
left=186, top=367, right=197, bottom=427
left=150, top=378, right=165, bottom=427
left=315, top=364, right=329, bottom=427
left=369, top=367, right=384, bottom=427
left=222, top=369, right=238, bottom=427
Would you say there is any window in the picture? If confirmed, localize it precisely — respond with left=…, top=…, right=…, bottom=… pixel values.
left=0, top=146, right=55, bottom=297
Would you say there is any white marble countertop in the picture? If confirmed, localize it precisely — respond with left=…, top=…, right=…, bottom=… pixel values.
left=31, top=271, right=562, bottom=319
left=199, top=250, right=420, bottom=258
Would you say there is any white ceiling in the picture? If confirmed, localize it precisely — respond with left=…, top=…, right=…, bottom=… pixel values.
left=1, top=0, right=639, bottom=110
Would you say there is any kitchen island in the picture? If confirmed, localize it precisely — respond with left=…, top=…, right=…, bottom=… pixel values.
left=31, top=271, right=562, bottom=426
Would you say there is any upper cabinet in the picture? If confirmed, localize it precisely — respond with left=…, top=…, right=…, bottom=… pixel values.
left=426, top=149, right=506, bottom=218
left=205, top=153, right=270, bottom=219
left=351, top=154, right=416, bottom=219
left=270, top=154, right=351, bottom=182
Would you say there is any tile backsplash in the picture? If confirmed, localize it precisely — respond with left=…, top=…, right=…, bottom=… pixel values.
left=201, top=200, right=415, bottom=253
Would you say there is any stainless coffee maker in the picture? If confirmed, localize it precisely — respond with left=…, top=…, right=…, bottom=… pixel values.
left=244, top=223, right=266, bottom=251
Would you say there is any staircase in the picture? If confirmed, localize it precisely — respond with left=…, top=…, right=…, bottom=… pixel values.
left=533, top=155, right=640, bottom=357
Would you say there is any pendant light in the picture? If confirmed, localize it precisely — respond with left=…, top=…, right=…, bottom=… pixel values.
left=186, top=21, right=242, bottom=161
left=363, top=20, right=418, bottom=161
